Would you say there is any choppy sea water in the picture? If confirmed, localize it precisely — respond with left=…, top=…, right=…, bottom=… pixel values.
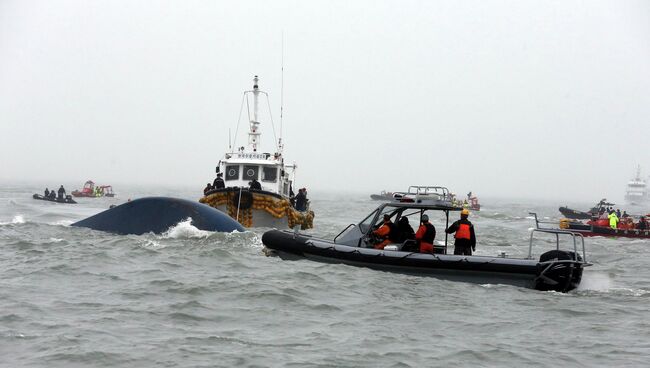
left=2, top=184, right=650, bottom=367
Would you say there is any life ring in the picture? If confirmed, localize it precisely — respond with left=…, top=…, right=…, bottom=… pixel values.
left=232, top=190, right=253, bottom=210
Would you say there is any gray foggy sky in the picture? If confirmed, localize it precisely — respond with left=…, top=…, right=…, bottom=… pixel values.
left=1, top=0, right=649, bottom=202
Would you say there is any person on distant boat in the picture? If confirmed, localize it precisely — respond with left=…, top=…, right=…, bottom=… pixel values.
left=249, top=178, right=262, bottom=191
left=372, top=214, right=399, bottom=250
left=616, top=209, right=622, bottom=218
left=213, top=173, right=225, bottom=189
left=57, top=185, right=66, bottom=199
left=203, top=183, right=212, bottom=195
left=415, top=214, right=436, bottom=254
left=295, top=188, right=307, bottom=211
left=637, top=216, right=648, bottom=230
left=608, top=210, right=619, bottom=229
left=49, top=190, right=56, bottom=199
left=446, top=209, right=476, bottom=255
left=44, top=188, right=50, bottom=197
left=622, top=216, right=635, bottom=229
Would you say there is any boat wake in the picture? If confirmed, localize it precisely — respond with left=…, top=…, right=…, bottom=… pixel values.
left=577, top=272, right=613, bottom=292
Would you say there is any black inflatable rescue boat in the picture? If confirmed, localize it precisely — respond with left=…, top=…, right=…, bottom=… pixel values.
left=263, top=201, right=590, bottom=292
left=33, top=193, right=77, bottom=204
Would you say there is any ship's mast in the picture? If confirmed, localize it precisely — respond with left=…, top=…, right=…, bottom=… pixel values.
left=248, top=76, right=261, bottom=152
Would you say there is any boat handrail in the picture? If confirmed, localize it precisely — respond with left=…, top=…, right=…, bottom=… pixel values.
left=407, top=186, right=450, bottom=196
left=528, top=213, right=587, bottom=263
left=528, top=212, right=570, bottom=227
left=334, top=223, right=356, bottom=242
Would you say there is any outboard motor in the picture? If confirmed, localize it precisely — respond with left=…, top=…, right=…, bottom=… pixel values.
left=534, top=250, right=583, bottom=292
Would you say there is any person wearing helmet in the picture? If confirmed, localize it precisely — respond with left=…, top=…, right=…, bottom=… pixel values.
left=445, top=209, right=476, bottom=255
left=415, top=213, right=436, bottom=253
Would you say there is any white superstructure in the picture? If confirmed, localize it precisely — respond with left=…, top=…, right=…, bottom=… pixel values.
left=624, top=165, right=648, bottom=205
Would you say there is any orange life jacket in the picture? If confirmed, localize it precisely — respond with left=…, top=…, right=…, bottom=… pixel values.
left=455, top=223, right=471, bottom=240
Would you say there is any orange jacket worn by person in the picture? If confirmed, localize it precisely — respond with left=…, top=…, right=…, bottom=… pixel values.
left=415, top=214, right=436, bottom=253
left=373, top=215, right=398, bottom=250
left=445, top=209, right=476, bottom=256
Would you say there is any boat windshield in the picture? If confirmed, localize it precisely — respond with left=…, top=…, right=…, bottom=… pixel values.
left=358, top=209, right=378, bottom=234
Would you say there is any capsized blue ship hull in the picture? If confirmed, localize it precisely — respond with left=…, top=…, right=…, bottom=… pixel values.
left=72, top=197, right=244, bottom=235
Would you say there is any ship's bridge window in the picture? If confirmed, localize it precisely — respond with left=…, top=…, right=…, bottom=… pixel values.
left=262, top=166, right=278, bottom=182
left=225, top=165, right=240, bottom=181
left=243, top=165, right=259, bottom=181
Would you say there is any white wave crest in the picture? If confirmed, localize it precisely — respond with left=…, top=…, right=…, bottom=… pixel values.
left=0, top=215, right=26, bottom=225
left=162, top=218, right=212, bottom=239
left=52, top=220, right=73, bottom=226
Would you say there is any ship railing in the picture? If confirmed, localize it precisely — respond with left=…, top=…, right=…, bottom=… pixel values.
left=528, top=213, right=588, bottom=263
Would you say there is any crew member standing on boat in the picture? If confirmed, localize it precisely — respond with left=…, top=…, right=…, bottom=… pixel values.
left=295, top=188, right=307, bottom=211
left=373, top=214, right=398, bottom=250
left=608, top=210, right=619, bottom=229
left=213, top=173, right=225, bottom=189
left=637, top=216, right=648, bottom=230
left=57, top=185, right=66, bottom=199
left=446, top=209, right=476, bottom=255
left=415, top=214, right=436, bottom=253
left=44, top=188, right=50, bottom=197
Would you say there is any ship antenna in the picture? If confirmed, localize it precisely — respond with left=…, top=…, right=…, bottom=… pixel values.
left=279, top=31, right=284, bottom=153
left=232, top=91, right=246, bottom=152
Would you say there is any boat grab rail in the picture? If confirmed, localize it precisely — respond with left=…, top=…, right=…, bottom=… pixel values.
left=528, top=213, right=588, bottom=263
left=528, top=212, right=563, bottom=228
left=334, top=223, right=356, bottom=243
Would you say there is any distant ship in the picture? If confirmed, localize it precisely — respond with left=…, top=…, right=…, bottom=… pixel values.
left=624, top=165, right=648, bottom=206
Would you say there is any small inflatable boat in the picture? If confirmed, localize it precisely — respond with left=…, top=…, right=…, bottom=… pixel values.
left=33, top=194, right=77, bottom=204
left=558, top=198, right=614, bottom=220
left=263, top=201, right=590, bottom=292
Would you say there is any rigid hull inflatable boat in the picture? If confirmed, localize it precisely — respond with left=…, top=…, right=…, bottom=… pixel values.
left=263, top=200, right=591, bottom=292
left=33, top=193, right=77, bottom=204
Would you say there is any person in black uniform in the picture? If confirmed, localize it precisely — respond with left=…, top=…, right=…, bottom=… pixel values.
left=213, top=173, right=225, bottom=189
left=249, top=179, right=262, bottom=190
left=44, top=188, right=50, bottom=197
left=295, top=188, right=307, bottom=211
left=57, top=185, right=66, bottom=200
left=203, top=183, right=212, bottom=195
left=397, top=216, right=415, bottom=242
left=445, top=209, right=476, bottom=255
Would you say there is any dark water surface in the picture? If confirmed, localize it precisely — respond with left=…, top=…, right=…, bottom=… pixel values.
left=2, top=185, right=650, bottom=367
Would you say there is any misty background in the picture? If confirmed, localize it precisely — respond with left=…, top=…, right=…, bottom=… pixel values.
left=1, top=0, right=649, bottom=202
